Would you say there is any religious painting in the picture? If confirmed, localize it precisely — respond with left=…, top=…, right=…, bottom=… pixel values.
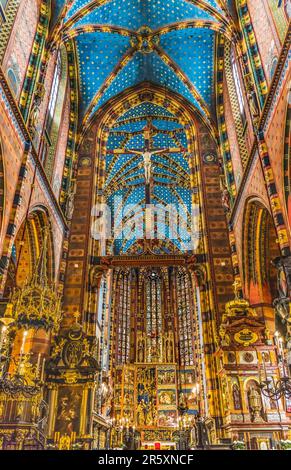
left=143, top=430, right=173, bottom=442
left=114, top=387, right=122, bottom=406
left=180, top=370, right=196, bottom=385
left=137, top=367, right=155, bottom=404
left=136, top=367, right=157, bottom=427
left=157, top=410, right=177, bottom=427
left=54, top=386, right=83, bottom=435
left=136, top=399, right=157, bottom=427
left=187, top=391, right=197, bottom=406
left=123, top=389, right=134, bottom=406
left=124, top=368, right=134, bottom=386
left=157, top=390, right=176, bottom=406
left=157, top=368, right=176, bottom=385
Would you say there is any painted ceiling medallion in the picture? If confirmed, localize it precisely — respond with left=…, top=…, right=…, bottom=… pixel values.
left=130, top=26, right=160, bottom=54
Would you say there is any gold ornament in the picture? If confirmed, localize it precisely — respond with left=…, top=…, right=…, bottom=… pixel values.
left=9, top=228, right=62, bottom=332
left=234, top=329, right=258, bottom=347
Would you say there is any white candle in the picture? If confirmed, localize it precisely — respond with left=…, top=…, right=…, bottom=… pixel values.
left=0, top=326, right=7, bottom=354
left=20, top=331, right=28, bottom=354
left=36, top=353, right=41, bottom=378
left=41, top=357, right=46, bottom=381
left=18, top=331, right=28, bottom=373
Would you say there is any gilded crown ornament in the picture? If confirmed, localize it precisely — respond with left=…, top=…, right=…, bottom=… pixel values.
left=224, top=281, right=257, bottom=319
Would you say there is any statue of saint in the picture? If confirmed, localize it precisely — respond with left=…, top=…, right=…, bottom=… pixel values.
left=245, top=74, right=260, bottom=127
left=28, top=83, right=45, bottom=140
left=65, top=191, right=75, bottom=221
left=137, top=338, right=145, bottom=363
left=221, top=185, right=230, bottom=213
left=28, top=101, right=41, bottom=139
left=248, top=386, right=262, bottom=422
left=137, top=400, right=145, bottom=426
left=232, top=384, right=242, bottom=410
left=179, top=392, right=187, bottom=411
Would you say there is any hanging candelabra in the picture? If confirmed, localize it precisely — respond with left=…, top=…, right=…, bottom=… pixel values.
left=258, top=342, right=291, bottom=400
left=0, top=228, right=61, bottom=406
left=0, top=353, right=44, bottom=398
left=259, top=376, right=291, bottom=400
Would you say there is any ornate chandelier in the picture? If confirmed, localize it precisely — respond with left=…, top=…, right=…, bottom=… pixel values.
left=9, top=229, right=62, bottom=333
left=0, top=228, right=62, bottom=396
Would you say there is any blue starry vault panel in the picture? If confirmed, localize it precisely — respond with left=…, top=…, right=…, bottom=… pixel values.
left=65, top=0, right=88, bottom=20
left=160, top=28, right=215, bottom=110
left=76, top=32, right=131, bottom=115
left=67, top=0, right=218, bottom=29
left=62, top=2, right=222, bottom=253
left=89, top=52, right=204, bottom=119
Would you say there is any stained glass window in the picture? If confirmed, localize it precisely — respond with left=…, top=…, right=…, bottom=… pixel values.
left=46, top=52, right=62, bottom=133
left=0, top=0, right=8, bottom=23
left=231, top=48, right=246, bottom=122
left=176, top=269, right=194, bottom=366
left=145, top=270, right=163, bottom=362
left=116, top=270, right=131, bottom=364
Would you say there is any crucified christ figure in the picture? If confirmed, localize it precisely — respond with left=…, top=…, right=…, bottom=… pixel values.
left=110, top=146, right=186, bottom=185
left=127, top=148, right=169, bottom=184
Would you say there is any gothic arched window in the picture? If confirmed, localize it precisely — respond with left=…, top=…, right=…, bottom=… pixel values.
left=145, top=270, right=163, bottom=360
left=0, top=0, right=8, bottom=22
left=231, top=49, right=246, bottom=122
left=277, top=0, right=291, bottom=19
left=46, top=52, right=62, bottom=134
left=40, top=47, right=69, bottom=184
left=176, top=270, right=194, bottom=366
left=116, top=270, right=131, bottom=364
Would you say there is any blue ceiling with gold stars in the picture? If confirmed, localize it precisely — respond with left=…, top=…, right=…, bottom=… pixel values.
left=57, top=0, right=228, bottom=123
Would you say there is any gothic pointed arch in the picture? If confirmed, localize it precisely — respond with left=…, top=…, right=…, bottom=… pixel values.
left=242, top=198, right=280, bottom=317
left=4, top=207, right=55, bottom=297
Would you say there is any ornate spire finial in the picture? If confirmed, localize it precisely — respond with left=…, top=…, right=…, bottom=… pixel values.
left=0, top=303, right=15, bottom=327
left=73, top=310, right=81, bottom=325
left=9, top=225, right=61, bottom=332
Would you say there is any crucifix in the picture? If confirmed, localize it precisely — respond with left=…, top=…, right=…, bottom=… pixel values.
left=108, top=121, right=187, bottom=244
left=108, top=121, right=186, bottom=204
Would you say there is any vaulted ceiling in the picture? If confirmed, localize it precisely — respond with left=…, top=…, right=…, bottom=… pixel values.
left=52, top=1, right=231, bottom=254
left=54, top=0, right=230, bottom=125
